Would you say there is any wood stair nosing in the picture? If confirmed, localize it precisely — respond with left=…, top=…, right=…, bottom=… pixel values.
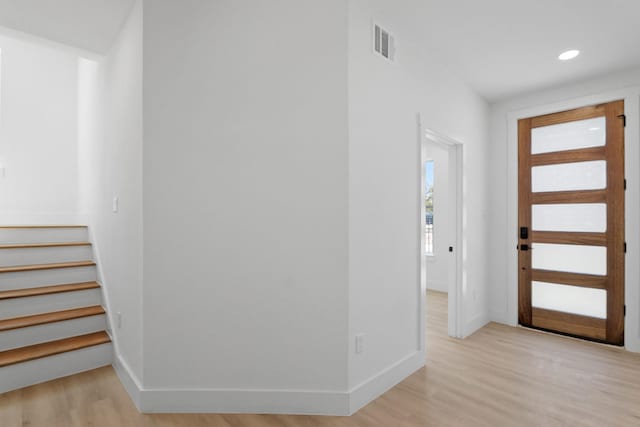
left=0, top=225, right=87, bottom=229
left=0, top=260, right=96, bottom=274
left=0, top=306, right=105, bottom=332
left=0, top=331, right=111, bottom=368
left=0, top=282, right=100, bottom=300
left=0, top=242, right=91, bottom=249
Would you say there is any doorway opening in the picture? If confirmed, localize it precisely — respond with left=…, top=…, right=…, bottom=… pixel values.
left=420, top=127, right=463, bottom=340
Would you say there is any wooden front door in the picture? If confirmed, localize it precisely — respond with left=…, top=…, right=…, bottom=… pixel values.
left=518, top=100, right=625, bottom=345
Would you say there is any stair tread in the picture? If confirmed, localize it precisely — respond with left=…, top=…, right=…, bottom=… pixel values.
left=0, top=260, right=95, bottom=273
left=0, top=306, right=105, bottom=332
left=0, top=331, right=110, bottom=368
left=0, top=282, right=100, bottom=300
left=0, top=225, right=87, bottom=229
left=0, top=242, right=91, bottom=249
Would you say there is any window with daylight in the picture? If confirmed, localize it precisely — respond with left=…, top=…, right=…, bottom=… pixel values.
left=425, top=160, right=434, bottom=255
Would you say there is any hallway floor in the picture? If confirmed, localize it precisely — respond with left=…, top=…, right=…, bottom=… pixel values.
left=2, top=291, right=640, bottom=426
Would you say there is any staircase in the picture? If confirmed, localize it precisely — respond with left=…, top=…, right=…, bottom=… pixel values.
left=0, top=225, right=112, bottom=394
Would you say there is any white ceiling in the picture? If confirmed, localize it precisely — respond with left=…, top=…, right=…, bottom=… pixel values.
left=0, top=1, right=638, bottom=101
left=393, top=0, right=640, bottom=101
left=0, top=0, right=134, bottom=53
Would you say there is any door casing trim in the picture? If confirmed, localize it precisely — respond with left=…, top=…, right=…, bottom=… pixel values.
left=418, top=120, right=464, bottom=342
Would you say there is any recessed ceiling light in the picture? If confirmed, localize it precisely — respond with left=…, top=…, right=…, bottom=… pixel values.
left=559, top=50, right=580, bottom=61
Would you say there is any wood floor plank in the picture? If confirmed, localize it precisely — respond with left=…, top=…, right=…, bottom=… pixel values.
left=0, top=332, right=110, bottom=368
left=0, top=306, right=105, bottom=332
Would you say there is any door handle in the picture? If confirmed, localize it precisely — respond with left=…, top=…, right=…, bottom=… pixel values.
left=519, top=244, right=530, bottom=251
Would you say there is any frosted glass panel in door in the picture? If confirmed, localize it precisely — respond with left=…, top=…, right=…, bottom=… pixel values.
left=532, top=204, right=607, bottom=232
left=532, top=281, right=607, bottom=319
left=531, top=117, right=606, bottom=154
left=531, top=161, right=606, bottom=193
left=532, top=243, right=607, bottom=275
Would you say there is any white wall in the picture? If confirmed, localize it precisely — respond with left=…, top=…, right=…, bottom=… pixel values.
left=0, top=33, right=79, bottom=224
left=347, top=0, right=491, bottom=409
left=78, top=0, right=143, bottom=386
left=425, top=141, right=450, bottom=293
left=488, top=67, right=640, bottom=351
left=141, top=0, right=350, bottom=410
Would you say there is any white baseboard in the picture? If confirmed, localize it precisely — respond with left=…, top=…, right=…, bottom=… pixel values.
left=625, top=336, right=640, bottom=353
left=489, top=309, right=511, bottom=326
left=347, top=350, right=424, bottom=415
left=113, top=354, right=143, bottom=411
left=462, top=312, right=490, bottom=338
left=140, top=387, right=349, bottom=415
left=113, top=352, right=424, bottom=415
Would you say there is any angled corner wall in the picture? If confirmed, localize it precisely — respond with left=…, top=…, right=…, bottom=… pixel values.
left=140, top=0, right=350, bottom=413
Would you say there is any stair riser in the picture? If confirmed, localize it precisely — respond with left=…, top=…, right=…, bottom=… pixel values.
left=0, top=246, right=93, bottom=267
left=0, top=228, right=88, bottom=244
left=0, top=315, right=107, bottom=352
left=0, top=266, right=97, bottom=291
left=0, top=289, right=103, bottom=320
left=0, top=342, right=112, bottom=394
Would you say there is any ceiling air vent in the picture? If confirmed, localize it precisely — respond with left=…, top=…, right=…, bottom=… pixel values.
left=373, top=24, right=394, bottom=61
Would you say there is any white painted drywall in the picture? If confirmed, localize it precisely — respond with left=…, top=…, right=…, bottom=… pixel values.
left=77, top=0, right=143, bottom=382
left=347, top=0, right=491, bottom=398
left=488, top=66, right=640, bottom=351
left=142, top=0, right=349, bottom=394
left=0, top=33, right=79, bottom=224
left=425, top=141, right=450, bottom=293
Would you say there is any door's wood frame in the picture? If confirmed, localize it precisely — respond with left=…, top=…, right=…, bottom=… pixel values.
left=531, top=231, right=606, bottom=246
left=518, top=119, right=532, bottom=326
left=532, top=307, right=607, bottom=341
left=606, top=101, right=625, bottom=344
left=518, top=100, right=625, bottom=345
left=530, top=270, right=607, bottom=289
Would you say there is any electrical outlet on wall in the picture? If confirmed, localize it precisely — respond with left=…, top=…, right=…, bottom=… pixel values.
left=116, top=312, right=122, bottom=329
left=112, top=196, right=119, bottom=213
left=355, top=334, right=364, bottom=354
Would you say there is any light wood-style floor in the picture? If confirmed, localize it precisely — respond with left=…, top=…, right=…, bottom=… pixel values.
left=2, top=291, right=640, bottom=426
